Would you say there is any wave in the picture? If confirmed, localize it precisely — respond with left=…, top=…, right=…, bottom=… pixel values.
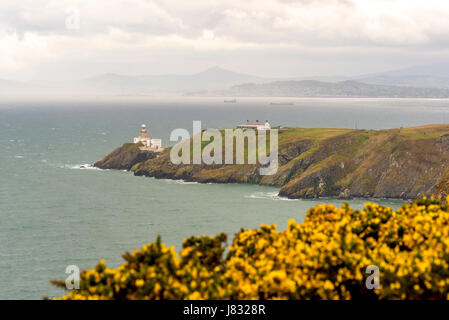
left=163, top=179, right=199, bottom=185
left=66, top=164, right=105, bottom=170
left=245, top=191, right=297, bottom=201
left=175, top=180, right=199, bottom=185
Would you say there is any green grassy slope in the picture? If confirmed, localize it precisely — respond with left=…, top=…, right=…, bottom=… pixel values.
left=99, top=125, right=449, bottom=199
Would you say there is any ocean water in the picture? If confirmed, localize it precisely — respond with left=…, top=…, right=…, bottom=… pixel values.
left=2, top=96, right=448, bottom=299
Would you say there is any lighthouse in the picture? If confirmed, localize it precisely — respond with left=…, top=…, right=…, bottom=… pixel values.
left=140, top=124, right=148, bottom=139
left=133, top=123, right=163, bottom=152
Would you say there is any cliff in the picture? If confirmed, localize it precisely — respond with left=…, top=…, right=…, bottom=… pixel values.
left=94, top=143, right=157, bottom=170
left=432, top=160, right=449, bottom=202
left=96, top=125, right=449, bottom=199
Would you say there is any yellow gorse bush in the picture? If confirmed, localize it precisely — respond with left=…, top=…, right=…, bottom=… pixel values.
left=53, top=197, right=449, bottom=300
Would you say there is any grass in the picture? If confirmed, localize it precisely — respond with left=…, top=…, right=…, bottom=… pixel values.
left=185, top=129, right=276, bottom=164
left=170, top=124, right=449, bottom=170
left=123, top=142, right=142, bottom=153
left=278, top=127, right=353, bottom=141
left=398, top=124, right=449, bottom=140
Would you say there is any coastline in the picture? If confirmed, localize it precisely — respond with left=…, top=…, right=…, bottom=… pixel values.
left=94, top=124, right=449, bottom=201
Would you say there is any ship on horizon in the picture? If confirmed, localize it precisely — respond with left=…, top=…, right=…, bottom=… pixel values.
left=270, top=102, right=294, bottom=105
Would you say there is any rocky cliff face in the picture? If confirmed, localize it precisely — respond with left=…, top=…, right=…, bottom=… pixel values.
left=96, top=125, right=449, bottom=200
left=278, top=128, right=449, bottom=199
left=94, top=143, right=157, bottom=170
left=432, top=170, right=449, bottom=203
left=431, top=134, right=449, bottom=202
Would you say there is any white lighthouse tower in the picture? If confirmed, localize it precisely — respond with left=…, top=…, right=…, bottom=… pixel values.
left=133, top=124, right=163, bottom=151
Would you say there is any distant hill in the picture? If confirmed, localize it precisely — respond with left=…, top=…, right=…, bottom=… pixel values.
left=194, top=80, right=449, bottom=98
left=0, top=67, right=267, bottom=95
left=354, top=75, right=449, bottom=89
left=81, top=67, right=266, bottom=94
left=3, top=64, right=449, bottom=96
left=353, top=63, right=449, bottom=89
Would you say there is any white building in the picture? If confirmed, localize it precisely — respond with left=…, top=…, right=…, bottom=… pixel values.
left=237, top=120, right=271, bottom=131
left=133, top=124, right=163, bottom=151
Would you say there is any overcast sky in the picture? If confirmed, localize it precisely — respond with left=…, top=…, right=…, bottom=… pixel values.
left=2, top=0, right=449, bottom=81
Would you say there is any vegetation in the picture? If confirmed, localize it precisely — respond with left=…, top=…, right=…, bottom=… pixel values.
left=125, top=124, right=449, bottom=199
left=53, top=197, right=449, bottom=300
left=398, top=125, right=449, bottom=140
left=94, top=142, right=156, bottom=170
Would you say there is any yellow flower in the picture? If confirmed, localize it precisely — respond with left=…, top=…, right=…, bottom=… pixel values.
left=54, top=198, right=449, bottom=300
left=135, top=279, right=144, bottom=287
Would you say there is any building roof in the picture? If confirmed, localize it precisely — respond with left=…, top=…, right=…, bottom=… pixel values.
left=240, top=120, right=269, bottom=126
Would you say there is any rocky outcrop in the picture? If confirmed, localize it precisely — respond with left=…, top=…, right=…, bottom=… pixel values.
left=432, top=169, right=449, bottom=203
left=338, top=189, right=352, bottom=200
left=94, top=143, right=157, bottom=170
left=97, top=125, right=449, bottom=200
left=431, top=134, right=449, bottom=202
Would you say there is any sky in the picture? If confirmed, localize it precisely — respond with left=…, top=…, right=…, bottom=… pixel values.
left=2, top=0, right=449, bottom=81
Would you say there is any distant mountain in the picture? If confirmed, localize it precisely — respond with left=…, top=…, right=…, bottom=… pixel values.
left=0, top=67, right=267, bottom=95
left=354, top=75, right=449, bottom=89
left=3, top=64, right=449, bottom=96
left=194, top=80, right=449, bottom=98
left=353, top=63, right=449, bottom=89
left=191, top=66, right=264, bottom=84
left=82, top=67, right=266, bottom=94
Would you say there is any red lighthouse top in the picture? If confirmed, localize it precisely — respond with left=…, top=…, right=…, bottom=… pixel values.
left=140, top=124, right=148, bottom=138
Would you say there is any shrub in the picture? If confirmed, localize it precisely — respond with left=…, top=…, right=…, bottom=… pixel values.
left=52, top=197, right=449, bottom=300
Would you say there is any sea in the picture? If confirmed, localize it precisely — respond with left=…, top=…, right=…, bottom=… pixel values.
left=1, top=95, right=448, bottom=299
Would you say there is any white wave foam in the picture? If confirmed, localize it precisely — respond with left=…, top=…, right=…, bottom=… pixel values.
left=163, top=179, right=199, bottom=185
left=175, top=180, right=199, bottom=185
left=67, top=164, right=104, bottom=170
left=245, top=191, right=297, bottom=201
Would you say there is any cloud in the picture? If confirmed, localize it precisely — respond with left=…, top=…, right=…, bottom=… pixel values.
left=1, top=0, right=449, bottom=79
